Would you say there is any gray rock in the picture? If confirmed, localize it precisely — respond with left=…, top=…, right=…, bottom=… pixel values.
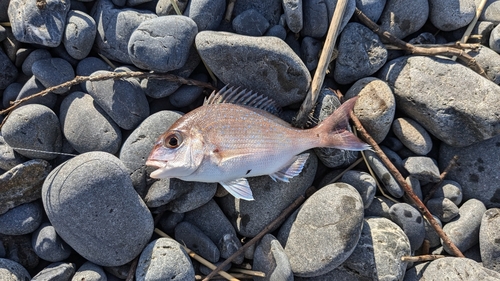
left=42, top=152, right=154, bottom=266
left=0, top=134, right=24, bottom=171
left=0, top=258, right=31, bottom=280
left=76, top=57, right=112, bottom=76
left=480, top=208, right=500, bottom=272
left=439, top=134, right=500, bottom=208
left=389, top=203, right=425, bottom=251
left=198, top=260, right=230, bottom=276
left=392, top=117, right=433, bottom=155
left=72, top=262, right=106, bottom=281
left=379, top=55, right=500, bottom=147
left=403, top=156, right=440, bottom=183
left=63, top=10, right=97, bottom=60
left=334, top=22, right=387, bottom=84
left=342, top=218, right=410, bottom=281
left=91, top=0, right=157, bottom=64
left=31, top=262, right=75, bottom=281
left=295, top=264, right=371, bottom=281
left=379, top=0, right=429, bottom=39
left=31, top=222, right=72, bottom=262
left=158, top=212, right=185, bottom=235
left=136, top=238, right=194, bottom=281
left=345, top=77, right=395, bottom=143
left=466, top=46, right=500, bottom=85
left=302, top=0, right=355, bottom=38
left=1, top=234, right=39, bottom=270
left=431, top=180, right=463, bottom=205
left=253, top=234, right=293, bottom=281
left=340, top=170, right=376, bottom=209
left=156, top=0, right=188, bottom=16
left=284, top=183, right=364, bottom=277
left=232, top=9, right=270, bottom=36
left=0, top=49, right=18, bottom=90
left=128, top=15, right=198, bottom=72
left=426, top=197, right=459, bottom=223
left=442, top=199, right=486, bottom=254
left=85, top=70, right=150, bottom=130
left=300, top=36, right=321, bottom=71
left=404, top=257, right=500, bottom=280
left=364, top=150, right=404, bottom=198
left=381, top=136, right=404, bottom=151
left=8, top=0, right=70, bottom=47
left=283, top=0, right=303, bottom=33
left=195, top=31, right=311, bottom=107
left=424, top=215, right=443, bottom=248
left=0, top=201, right=43, bottom=235
left=0, top=25, right=5, bottom=42
left=264, top=25, right=287, bottom=40
left=1, top=104, right=62, bottom=160
left=16, top=75, right=57, bottom=109
left=284, top=32, right=301, bottom=57
left=174, top=222, right=220, bottom=263
left=217, top=233, right=243, bottom=264
left=2, top=82, right=22, bottom=109
left=21, top=49, right=52, bottom=76
left=31, top=58, right=75, bottom=94
left=479, top=0, right=500, bottom=23
left=183, top=0, right=225, bottom=31
left=219, top=153, right=317, bottom=237
left=381, top=146, right=406, bottom=178
left=429, top=0, right=475, bottom=31
left=169, top=73, right=207, bottom=108
left=233, top=0, right=282, bottom=26
left=2, top=28, right=21, bottom=62
left=356, top=0, right=386, bottom=22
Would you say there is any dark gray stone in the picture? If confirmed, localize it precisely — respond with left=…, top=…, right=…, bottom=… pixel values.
left=282, top=0, right=302, bottom=33
left=264, top=25, right=287, bottom=40
left=253, top=234, right=293, bottom=281
left=174, top=222, right=220, bottom=263
left=380, top=146, right=406, bottom=178
left=21, top=49, right=51, bottom=76
left=42, top=152, right=154, bottom=266
left=183, top=0, right=225, bottom=31
left=31, top=262, right=75, bottom=281
left=195, top=31, right=311, bottom=107
left=233, top=0, right=282, bottom=26
left=364, top=196, right=395, bottom=218
left=0, top=258, right=31, bottom=280
left=0, top=48, right=18, bottom=90
left=405, top=175, right=422, bottom=203
left=2, top=82, right=22, bottom=109
left=32, top=222, right=72, bottom=262
left=480, top=208, right=500, bottom=273
left=63, top=10, right=97, bottom=60
left=392, top=117, right=433, bottom=155
left=156, top=0, right=188, bottom=16
left=302, top=0, right=355, bottom=38
left=16, top=75, right=57, bottom=109
left=431, top=180, right=463, bottom=206
left=159, top=212, right=185, bottom=235
left=75, top=57, right=112, bottom=76
left=424, top=215, right=442, bottom=248
left=31, top=58, right=75, bottom=94
left=403, top=156, right=440, bottom=183
left=1, top=234, right=39, bottom=270
left=2, top=28, right=21, bottom=62
left=128, top=15, right=198, bottom=72
left=426, top=198, right=459, bottom=223
left=232, top=9, right=269, bottom=36
left=379, top=0, right=429, bottom=39
left=340, top=170, right=376, bottom=209
left=429, top=0, right=475, bottom=31
left=0, top=201, right=43, bottom=235
left=389, top=203, right=425, bottom=251
left=8, top=0, right=70, bottom=47
left=169, top=73, right=207, bottom=108
left=72, top=262, right=106, bottom=281
left=300, top=36, right=321, bottom=71
left=0, top=134, right=24, bottom=171
left=356, top=0, right=386, bottom=22
left=364, top=150, right=404, bottom=198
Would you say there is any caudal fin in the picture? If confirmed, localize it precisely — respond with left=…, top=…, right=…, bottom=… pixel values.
left=313, top=97, right=370, bottom=151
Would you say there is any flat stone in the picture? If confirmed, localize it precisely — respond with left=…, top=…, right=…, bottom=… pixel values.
left=429, top=0, right=475, bottom=31
left=405, top=257, right=500, bottom=280
left=156, top=0, right=189, bottom=16
left=183, top=0, right=225, bottom=31
left=174, top=222, right=220, bottom=263
left=232, top=9, right=269, bottom=36
left=0, top=48, right=18, bottom=90
left=72, top=261, right=107, bottom=281
left=0, top=201, right=43, bottom=235
left=32, top=58, right=75, bottom=94
left=403, top=156, right=441, bottom=183
left=253, top=234, right=293, bottom=281
left=392, top=117, right=433, bottom=155
left=31, top=222, right=72, bottom=262
left=480, top=208, right=500, bottom=272
left=379, top=0, right=429, bottom=39
left=31, top=262, right=75, bottom=281
left=0, top=258, right=31, bottom=280
left=16, top=75, right=57, bottom=109
left=364, top=196, right=395, bottom=218
left=63, top=10, right=97, bottom=60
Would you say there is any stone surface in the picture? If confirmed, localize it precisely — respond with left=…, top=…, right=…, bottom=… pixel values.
left=379, top=0, right=429, bottom=39
left=168, top=73, right=207, bottom=108
left=21, top=49, right=51, bottom=76
left=16, top=75, right=57, bottom=109
left=403, top=156, right=441, bottom=183
left=232, top=9, right=269, bottom=36
left=72, top=262, right=106, bottom=281
left=404, top=257, right=500, bottom=280
left=31, top=262, right=75, bottom=281
left=431, top=180, right=463, bottom=205
left=364, top=150, right=404, bottom=198
left=392, top=117, right=433, bottom=155
left=283, top=0, right=303, bottom=33
left=466, top=46, right=500, bottom=85
left=389, top=203, right=425, bottom=251
left=0, top=201, right=43, bottom=235
left=253, top=234, right=293, bottom=281
left=480, top=208, right=500, bottom=273
left=479, top=0, right=500, bottom=23
left=0, top=258, right=31, bottom=280
left=0, top=48, right=18, bottom=90
left=42, top=152, right=154, bottom=266
left=300, top=36, right=321, bottom=71
left=63, top=10, right=97, bottom=60
left=340, top=170, right=376, bottom=209
left=232, top=0, right=282, bottom=26
left=356, top=0, right=386, bottom=22
left=429, top=0, right=475, bottom=31
left=2, top=83, right=22, bottom=109
left=0, top=134, right=24, bottom=171
left=424, top=215, right=442, bottom=248
left=183, top=0, right=225, bottom=31
left=156, top=0, right=189, bottom=16
left=174, top=221, right=220, bottom=263
left=31, top=222, right=72, bottom=262
left=301, top=0, right=355, bottom=38
left=426, top=197, right=459, bottom=223
left=1, top=234, right=39, bottom=270
left=31, top=58, right=74, bottom=94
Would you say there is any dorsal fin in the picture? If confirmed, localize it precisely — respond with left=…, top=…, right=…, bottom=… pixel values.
left=204, top=85, right=281, bottom=115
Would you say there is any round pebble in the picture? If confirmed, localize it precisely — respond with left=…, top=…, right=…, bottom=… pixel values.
left=31, top=222, right=72, bottom=262
left=340, top=170, right=376, bottom=209
left=264, top=24, right=287, bottom=40
left=364, top=150, right=404, bottom=198
left=156, top=0, right=188, bottom=16
left=232, top=9, right=269, bottom=36
left=405, top=257, right=500, bottom=280
left=431, top=180, right=463, bottom=205
left=31, top=262, right=75, bottom=281
left=233, top=0, right=282, bottom=26
left=0, top=49, right=18, bottom=90
left=0, top=134, right=24, bottom=171
left=356, top=0, right=386, bottom=22
left=427, top=197, right=459, bottom=223
left=403, top=156, right=441, bottom=183
left=429, top=0, right=475, bottom=31
left=0, top=201, right=43, bottom=235
left=174, top=221, right=220, bottom=263
left=21, top=49, right=51, bottom=76
left=424, top=215, right=443, bottom=248
left=63, top=10, right=97, bottom=60
left=300, top=36, right=321, bottom=71
left=75, top=57, right=112, bottom=76
left=392, top=117, right=433, bottom=155
left=184, top=0, right=225, bottom=31
left=282, top=0, right=303, bottom=33
left=253, top=234, right=293, bottom=281
left=31, top=58, right=75, bottom=94
left=2, top=82, right=22, bottom=109
left=389, top=203, right=425, bottom=251
left=379, top=0, right=429, bottom=39
left=169, top=73, right=208, bottom=108
left=16, top=76, right=57, bottom=109
left=72, top=261, right=106, bottom=281
left=0, top=258, right=31, bottom=280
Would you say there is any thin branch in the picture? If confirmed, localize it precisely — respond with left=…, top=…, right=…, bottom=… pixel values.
left=423, top=155, right=459, bottom=204
left=452, top=0, right=488, bottom=60
left=401, top=254, right=446, bottom=262
left=229, top=268, right=265, bottom=277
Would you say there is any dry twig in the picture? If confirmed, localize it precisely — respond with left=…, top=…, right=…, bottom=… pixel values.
left=452, top=0, right=488, bottom=60
left=401, top=254, right=446, bottom=262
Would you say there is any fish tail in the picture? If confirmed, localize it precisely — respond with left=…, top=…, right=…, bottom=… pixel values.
left=313, top=97, right=370, bottom=151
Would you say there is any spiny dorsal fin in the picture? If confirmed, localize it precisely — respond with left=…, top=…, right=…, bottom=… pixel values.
left=204, top=85, right=281, bottom=115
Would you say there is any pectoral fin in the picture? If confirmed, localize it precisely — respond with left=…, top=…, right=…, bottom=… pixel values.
left=270, top=153, right=309, bottom=183
left=220, top=178, right=255, bottom=201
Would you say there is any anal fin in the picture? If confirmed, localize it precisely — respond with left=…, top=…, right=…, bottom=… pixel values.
left=220, top=178, right=254, bottom=201
left=270, top=153, right=309, bottom=183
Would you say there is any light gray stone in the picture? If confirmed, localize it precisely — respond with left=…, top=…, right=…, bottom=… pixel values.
left=480, top=208, right=500, bottom=273
left=429, top=0, right=475, bottom=31
left=392, top=117, right=433, bottom=155
left=0, top=201, right=43, bottom=235
left=379, top=0, right=429, bottom=39
left=253, top=234, right=293, bottom=281
left=426, top=197, right=459, bottom=223
left=71, top=262, right=106, bottom=281
left=404, top=257, right=500, bottom=280
left=63, top=10, right=97, bottom=60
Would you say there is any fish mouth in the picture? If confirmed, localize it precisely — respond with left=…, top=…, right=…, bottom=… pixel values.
left=145, top=159, right=167, bottom=169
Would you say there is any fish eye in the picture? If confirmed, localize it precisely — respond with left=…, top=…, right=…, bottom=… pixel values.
left=163, top=131, right=183, bottom=149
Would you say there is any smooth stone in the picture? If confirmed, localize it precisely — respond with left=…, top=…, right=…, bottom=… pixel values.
left=72, top=262, right=106, bottom=281
left=2, top=28, right=21, bottom=62
left=183, top=0, right=225, bottom=31
left=91, top=0, right=157, bottom=64
left=0, top=25, right=5, bottom=42
left=60, top=92, right=122, bottom=154
left=168, top=73, right=207, bottom=108
left=404, top=175, right=423, bottom=202
left=479, top=0, right=500, bottom=23
left=442, top=199, right=486, bottom=254
left=21, top=49, right=51, bottom=76
left=379, top=55, right=500, bottom=147
left=381, top=136, right=404, bottom=151
left=1, top=234, right=39, bottom=270
left=0, top=134, right=24, bottom=171
left=403, top=156, right=440, bottom=183
left=381, top=146, right=406, bottom=178
left=466, top=46, right=500, bottom=85
left=392, top=117, right=433, bottom=155
left=431, top=180, right=463, bottom=205
left=379, top=0, right=429, bottom=39
left=156, top=0, right=188, bottom=16
left=300, top=36, right=321, bottom=71
left=470, top=21, right=495, bottom=45
left=232, top=9, right=269, bottom=36
left=0, top=160, right=50, bottom=215
left=2, top=82, right=22, bottom=109
left=0, top=258, right=31, bottom=280
left=439, top=134, right=500, bottom=208
left=31, top=58, right=75, bottom=94
left=424, top=215, right=442, bottom=248
left=264, top=25, right=287, bottom=40
left=0, top=201, right=43, bottom=235
left=8, top=0, right=70, bottom=47
left=128, top=15, right=198, bottom=72
left=158, top=212, right=185, bottom=235
left=42, top=152, right=154, bottom=266
left=480, top=208, right=500, bottom=272
left=195, top=31, right=311, bottom=107
left=63, top=10, right=97, bottom=60
left=364, top=196, right=395, bottom=218
left=219, top=153, right=317, bottom=237
left=31, top=262, right=75, bottom=281
left=364, top=150, right=404, bottom=198
left=282, top=0, right=303, bottom=33
left=136, top=238, right=194, bottom=281
left=85, top=70, right=149, bottom=130
left=0, top=49, right=18, bottom=90
left=284, top=183, right=364, bottom=277
left=16, top=75, right=57, bottom=109
left=174, top=222, right=220, bottom=263
left=253, top=234, right=293, bottom=281
left=389, top=203, right=425, bottom=251
left=426, top=197, right=459, bottom=223
left=356, top=0, right=386, bottom=22
left=340, top=170, right=376, bottom=209
left=429, top=0, right=475, bottom=31
left=404, top=257, right=500, bottom=280
left=75, top=57, right=112, bottom=76
left=334, top=22, right=387, bottom=84
left=1, top=104, right=62, bottom=160
left=233, top=0, right=282, bottom=26
left=301, top=0, right=355, bottom=38
left=341, top=218, right=410, bottom=281
left=345, top=77, right=395, bottom=143
left=31, top=222, right=72, bottom=262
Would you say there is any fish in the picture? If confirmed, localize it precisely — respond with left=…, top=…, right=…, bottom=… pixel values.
left=145, top=86, right=370, bottom=201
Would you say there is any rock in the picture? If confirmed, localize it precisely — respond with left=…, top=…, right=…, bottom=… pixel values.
left=0, top=258, right=31, bottom=280
left=345, top=77, right=395, bottom=143
left=253, top=234, right=293, bottom=281
left=232, top=9, right=269, bottom=36
left=59, top=92, right=122, bottom=154
left=431, top=180, right=463, bottom=205
left=195, top=31, right=311, bottom=107
left=424, top=215, right=443, bottom=248
left=282, top=0, right=303, bottom=33
left=480, top=208, right=500, bottom=272
left=364, top=150, right=404, bottom=198
left=85, top=70, right=150, bottom=130
left=0, top=134, right=24, bottom=171
left=389, top=203, right=425, bottom=251
left=21, top=49, right=51, bottom=76
left=174, top=222, right=220, bottom=263
left=158, top=212, right=184, bottom=235
left=63, top=10, right=97, bottom=60
left=128, top=15, right=198, bottom=72
left=1, top=235, right=39, bottom=270
left=75, top=57, right=112, bottom=76
left=0, top=201, right=43, bottom=235
left=302, top=0, right=355, bottom=38
left=8, top=0, right=70, bottom=47
left=72, top=262, right=106, bottom=281
left=379, top=0, right=429, bottom=39
left=426, top=197, right=459, bottom=223
left=156, top=0, right=189, bottom=16
left=466, top=46, right=500, bottom=85
left=233, top=0, right=282, bottom=26
left=379, top=55, right=500, bottom=147
left=31, top=262, right=75, bottom=281
left=283, top=183, right=364, bottom=277
left=91, top=0, right=157, bottom=64
left=2, top=83, right=22, bottom=109
left=136, top=238, right=194, bottom=281
left=405, top=175, right=423, bottom=201
left=183, top=0, right=225, bottom=31
left=300, top=36, right=321, bottom=71
left=403, top=156, right=441, bottom=183
left=356, top=0, right=386, bottom=22
left=16, top=75, right=57, bottom=109
left=334, top=22, right=387, bottom=84
left=264, top=25, right=287, bottom=40
left=340, top=170, right=376, bottom=209
left=1, top=104, right=62, bottom=160
left=31, top=58, right=75, bottom=94
left=219, top=153, right=317, bottom=237
left=392, top=117, right=433, bottom=155
left=404, top=257, right=500, bottom=280
left=31, top=222, right=72, bottom=262
left=442, top=199, right=486, bottom=254
left=0, top=160, right=51, bottom=215
left=42, top=152, right=154, bottom=266
left=479, top=0, right=500, bottom=23
left=429, top=0, right=475, bottom=31
left=0, top=48, right=18, bottom=90
left=168, top=73, right=207, bottom=108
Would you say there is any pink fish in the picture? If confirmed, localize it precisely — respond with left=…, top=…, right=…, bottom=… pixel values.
left=146, top=86, right=369, bottom=200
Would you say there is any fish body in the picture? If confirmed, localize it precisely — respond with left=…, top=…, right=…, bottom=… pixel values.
left=146, top=86, right=369, bottom=200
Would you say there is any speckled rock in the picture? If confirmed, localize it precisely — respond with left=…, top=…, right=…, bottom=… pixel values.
left=0, top=201, right=43, bottom=235
left=183, top=0, right=225, bottom=31
left=0, top=135, right=24, bottom=171
left=429, top=0, right=475, bottom=31
left=404, top=257, right=500, bottom=280
left=31, top=262, right=75, bottom=281
left=480, top=208, right=500, bottom=273
left=253, top=234, right=293, bottom=281
left=63, top=10, right=96, bottom=60
left=379, top=0, right=429, bottom=39
left=174, top=222, right=220, bottom=263
left=431, top=180, right=463, bottom=206
left=0, top=258, right=31, bottom=280
left=71, top=262, right=106, bottom=281
left=389, top=203, right=425, bottom=251
left=42, top=152, right=154, bottom=266
left=392, top=117, right=433, bottom=155
left=479, top=0, right=500, bottom=22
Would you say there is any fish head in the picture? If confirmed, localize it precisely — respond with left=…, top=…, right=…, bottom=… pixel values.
left=146, top=129, right=204, bottom=179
